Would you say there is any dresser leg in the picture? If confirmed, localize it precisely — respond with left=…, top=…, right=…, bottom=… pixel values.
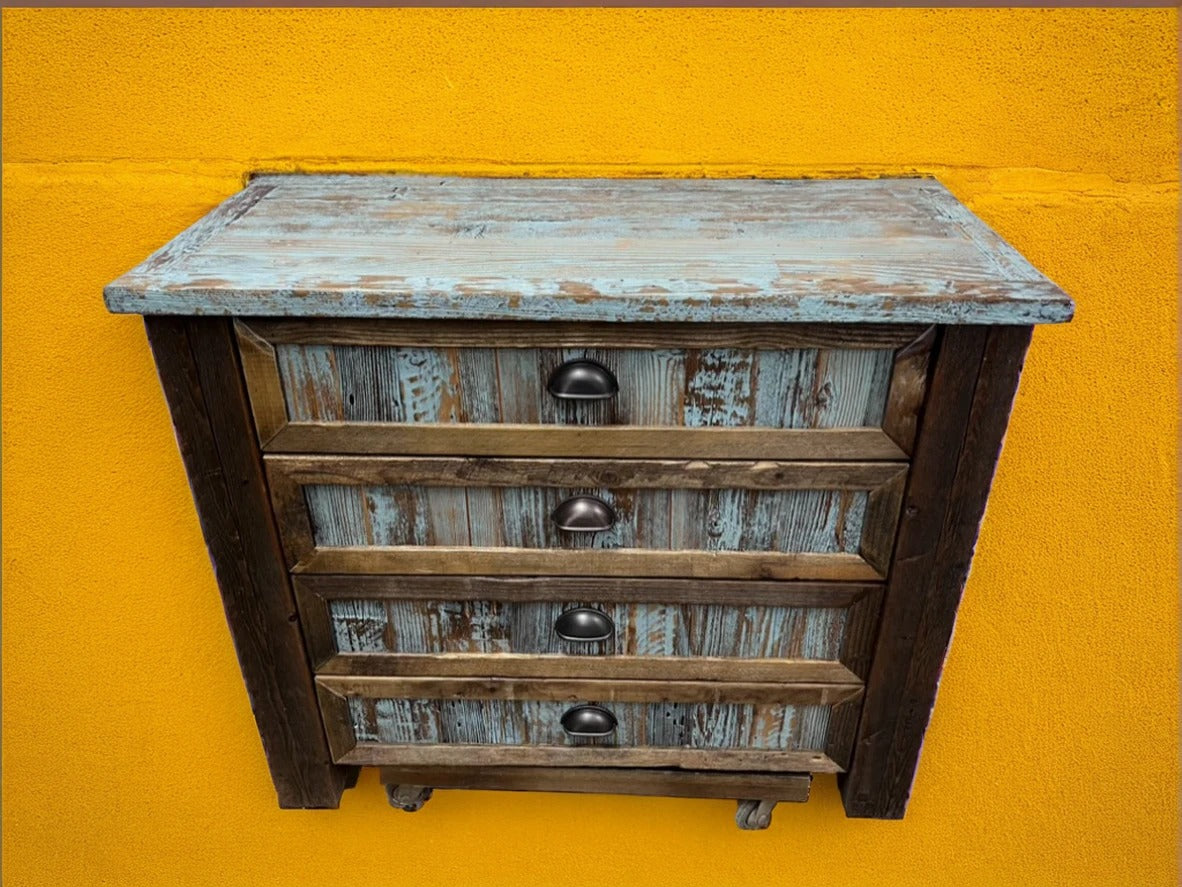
left=735, top=799, right=777, bottom=830
left=385, top=784, right=434, bottom=812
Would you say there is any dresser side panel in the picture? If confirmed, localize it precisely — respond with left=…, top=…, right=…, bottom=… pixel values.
left=839, top=325, right=1033, bottom=819
left=144, top=316, right=355, bottom=808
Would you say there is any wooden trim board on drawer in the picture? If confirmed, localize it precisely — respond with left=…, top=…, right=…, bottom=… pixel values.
left=267, top=424, right=911, bottom=460
left=313, top=655, right=863, bottom=684
left=293, top=548, right=884, bottom=582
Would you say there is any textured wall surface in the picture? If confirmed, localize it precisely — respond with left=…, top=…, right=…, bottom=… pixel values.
left=2, top=9, right=1177, bottom=886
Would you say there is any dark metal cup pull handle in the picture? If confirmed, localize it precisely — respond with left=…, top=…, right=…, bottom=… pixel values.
left=561, top=704, right=618, bottom=738
left=555, top=608, right=615, bottom=642
left=551, top=495, right=616, bottom=533
left=547, top=359, right=618, bottom=401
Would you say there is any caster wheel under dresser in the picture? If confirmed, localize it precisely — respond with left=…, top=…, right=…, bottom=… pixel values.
left=104, top=174, right=1072, bottom=826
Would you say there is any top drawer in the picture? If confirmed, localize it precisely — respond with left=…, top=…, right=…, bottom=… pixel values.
left=237, top=320, right=932, bottom=460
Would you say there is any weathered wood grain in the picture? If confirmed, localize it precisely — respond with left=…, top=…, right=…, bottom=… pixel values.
left=301, top=486, right=867, bottom=551
left=839, top=325, right=1034, bottom=819
left=838, top=586, right=885, bottom=682
left=318, top=675, right=861, bottom=705
left=881, top=325, right=936, bottom=454
left=265, top=465, right=319, bottom=571
left=273, top=344, right=342, bottom=422
left=858, top=468, right=909, bottom=574
left=347, top=697, right=832, bottom=751
left=359, top=493, right=843, bottom=564
left=377, top=599, right=830, bottom=659
left=376, top=766, right=812, bottom=802
left=314, top=654, right=862, bottom=684
left=295, top=574, right=880, bottom=670
left=294, top=547, right=884, bottom=581
left=105, top=176, right=1074, bottom=324
left=293, top=574, right=883, bottom=680
left=316, top=683, right=361, bottom=764
left=266, top=423, right=909, bottom=460
left=341, top=744, right=841, bottom=773
left=269, top=456, right=904, bottom=563
left=233, top=321, right=288, bottom=446
left=252, top=319, right=925, bottom=349
left=323, top=597, right=849, bottom=660
left=293, top=574, right=878, bottom=607
left=271, top=342, right=896, bottom=429
left=144, top=316, right=354, bottom=808
left=824, top=698, right=864, bottom=770
left=268, top=456, right=906, bottom=490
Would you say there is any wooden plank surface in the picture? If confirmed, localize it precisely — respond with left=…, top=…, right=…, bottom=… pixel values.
left=267, top=455, right=905, bottom=490
left=294, top=574, right=878, bottom=607
left=317, top=674, right=863, bottom=705
left=295, top=575, right=881, bottom=678
left=300, top=485, right=869, bottom=553
left=252, top=319, right=924, bottom=349
left=882, top=325, right=936, bottom=454
left=320, top=596, right=852, bottom=660
left=269, top=341, right=897, bottom=430
left=144, top=317, right=354, bottom=808
left=839, top=325, right=1034, bottom=819
left=346, top=697, right=834, bottom=751
left=106, top=176, right=1073, bottom=325
left=266, top=423, right=909, bottom=460
left=233, top=321, right=288, bottom=446
left=339, top=744, right=841, bottom=773
left=294, top=547, right=885, bottom=581
left=270, top=459, right=904, bottom=564
left=315, top=654, right=862, bottom=685
left=376, top=766, right=812, bottom=801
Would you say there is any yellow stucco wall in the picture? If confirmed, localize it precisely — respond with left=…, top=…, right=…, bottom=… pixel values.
left=2, top=9, right=1177, bottom=886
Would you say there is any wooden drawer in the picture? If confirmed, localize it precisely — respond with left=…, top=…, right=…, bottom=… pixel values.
left=295, top=575, right=881, bottom=684
left=270, top=457, right=907, bottom=580
left=237, top=320, right=933, bottom=460
left=316, top=676, right=862, bottom=773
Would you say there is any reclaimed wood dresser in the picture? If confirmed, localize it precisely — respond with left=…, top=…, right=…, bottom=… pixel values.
left=104, top=175, right=1072, bottom=827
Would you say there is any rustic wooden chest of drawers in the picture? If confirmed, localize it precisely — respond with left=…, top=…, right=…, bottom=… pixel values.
left=105, top=175, right=1072, bottom=826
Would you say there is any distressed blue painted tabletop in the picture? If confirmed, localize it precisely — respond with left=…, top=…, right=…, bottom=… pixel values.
left=105, top=175, right=1073, bottom=325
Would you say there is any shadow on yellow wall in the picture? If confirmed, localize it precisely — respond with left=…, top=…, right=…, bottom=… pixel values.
left=2, top=9, right=1177, bottom=887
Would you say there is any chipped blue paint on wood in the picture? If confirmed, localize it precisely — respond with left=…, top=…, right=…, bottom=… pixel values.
left=328, top=598, right=387, bottom=653
left=348, top=696, right=831, bottom=750
left=327, top=598, right=847, bottom=660
left=274, top=345, right=341, bottom=421
left=683, top=349, right=754, bottom=427
left=305, top=485, right=366, bottom=547
left=275, top=343, right=897, bottom=430
left=304, top=484, right=870, bottom=553
left=104, top=175, right=1074, bottom=325
left=364, top=484, right=431, bottom=548
left=493, top=349, right=543, bottom=424
left=420, top=486, right=469, bottom=550
left=395, top=346, right=455, bottom=424
left=455, top=349, right=499, bottom=423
